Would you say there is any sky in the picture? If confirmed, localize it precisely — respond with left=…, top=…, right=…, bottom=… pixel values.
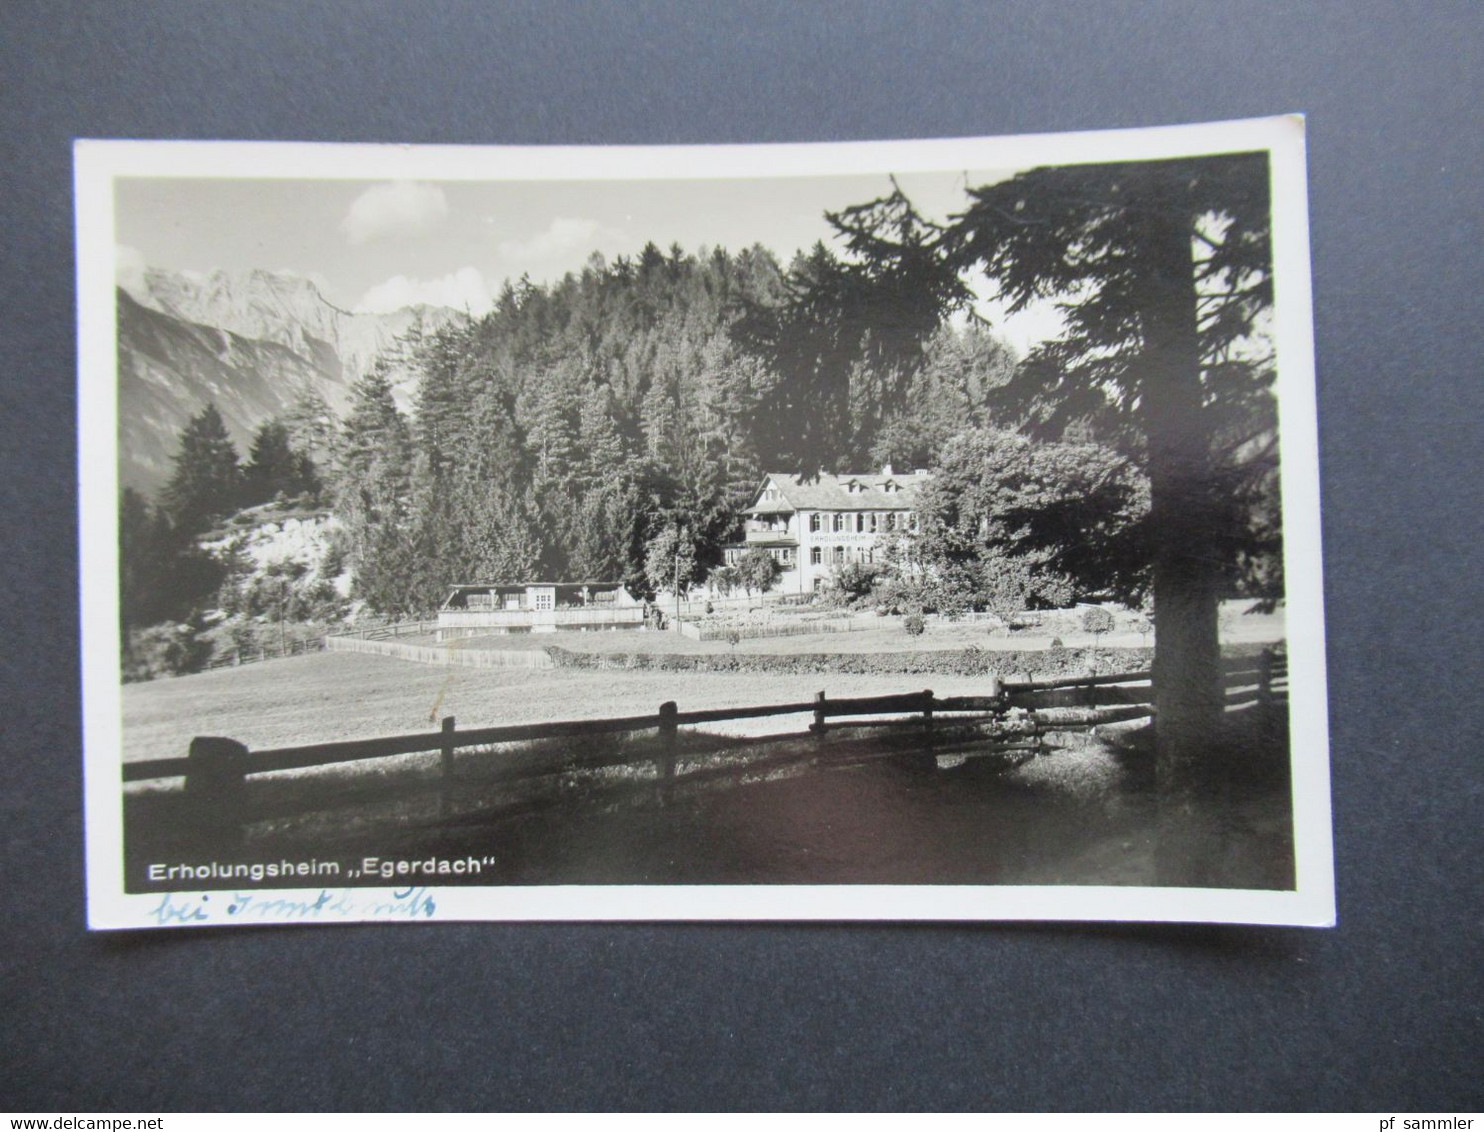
left=114, top=168, right=1065, bottom=356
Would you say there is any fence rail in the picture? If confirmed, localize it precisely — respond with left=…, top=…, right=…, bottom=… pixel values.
left=323, top=635, right=554, bottom=668
left=327, top=620, right=441, bottom=641
left=124, top=650, right=1284, bottom=847
left=201, top=635, right=328, bottom=670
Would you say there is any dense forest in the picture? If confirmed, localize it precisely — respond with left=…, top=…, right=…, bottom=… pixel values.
left=121, top=239, right=1021, bottom=637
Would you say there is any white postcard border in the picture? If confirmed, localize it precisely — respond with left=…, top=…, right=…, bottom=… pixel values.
left=76, top=116, right=1334, bottom=930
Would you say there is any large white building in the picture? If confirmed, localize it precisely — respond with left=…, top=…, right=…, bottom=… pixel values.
left=722, top=466, right=932, bottom=594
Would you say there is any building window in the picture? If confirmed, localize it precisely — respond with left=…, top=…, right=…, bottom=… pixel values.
left=868, top=512, right=878, bottom=533
left=809, top=513, right=821, bottom=533
left=884, top=513, right=896, bottom=532
left=833, top=513, right=846, bottom=533
left=833, top=546, right=845, bottom=564
left=856, top=513, right=865, bottom=533
left=810, top=547, right=822, bottom=565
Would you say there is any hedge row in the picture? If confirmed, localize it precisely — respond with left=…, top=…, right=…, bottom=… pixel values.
left=545, top=644, right=1158, bottom=678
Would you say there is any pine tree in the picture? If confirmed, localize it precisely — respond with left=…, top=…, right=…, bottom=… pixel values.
left=243, top=419, right=318, bottom=506
left=335, top=364, right=414, bottom=611
left=283, top=381, right=338, bottom=468
left=161, top=403, right=242, bottom=534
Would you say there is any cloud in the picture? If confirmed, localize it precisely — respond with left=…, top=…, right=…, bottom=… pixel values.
left=494, top=217, right=625, bottom=275
left=354, top=267, right=492, bottom=314
left=340, top=181, right=449, bottom=244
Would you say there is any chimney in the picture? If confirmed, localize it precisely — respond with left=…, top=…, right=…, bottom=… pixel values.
left=880, top=463, right=893, bottom=476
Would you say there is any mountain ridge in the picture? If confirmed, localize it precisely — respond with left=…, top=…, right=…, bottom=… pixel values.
left=117, top=267, right=467, bottom=495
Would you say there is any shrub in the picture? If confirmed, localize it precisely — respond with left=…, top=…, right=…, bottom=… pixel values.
left=545, top=643, right=1158, bottom=679
left=827, top=561, right=885, bottom=607
left=1081, top=606, right=1116, bottom=639
left=903, top=611, right=926, bottom=636
left=122, top=620, right=213, bottom=681
left=1048, top=636, right=1065, bottom=650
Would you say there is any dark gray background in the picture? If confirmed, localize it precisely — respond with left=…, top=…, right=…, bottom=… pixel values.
left=2, top=0, right=1479, bottom=1112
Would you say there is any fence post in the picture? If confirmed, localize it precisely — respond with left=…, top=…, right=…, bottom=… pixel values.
left=1027, top=709, right=1042, bottom=755
left=922, top=689, right=934, bottom=736
left=184, top=736, right=250, bottom=851
left=439, top=716, right=456, bottom=817
left=1257, top=647, right=1277, bottom=728
left=657, top=701, right=678, bottom=804
left=812, top=691, right=827, bottom=742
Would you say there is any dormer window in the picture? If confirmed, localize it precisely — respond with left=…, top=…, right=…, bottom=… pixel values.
left=882, top=480, right=898, bottom=494
left=844, top=479, right=862, bottom=494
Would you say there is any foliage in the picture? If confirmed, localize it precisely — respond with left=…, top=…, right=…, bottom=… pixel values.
left=242, top=419, right=321, bottom=507
left=119, top=486, right=224, bottom=635
left=122, top=619, right=214, bottom=682
left=915, top=429, right=1148, bottom=610
left=902, top=611, right=926, bottom=636
left=748, top=186, right=978, bottom=474
left=707, top=565, right=741, bottom=598
left=828, top=154, right=1279, bottom=766
left=1081, top=606, right=1116, bottom=639
left=160, top=403, right=242, bottom=535
left=736, top=546, right=783, bottom=595
left=546, top=642, right=1158, bottom=679
left=825, top=560, right=885, bottom=606
left=333, top=364, right=420, bottom=613
left=867, top=325, right=1016, bottom=470
left=641, top=524, right=703, bottom=600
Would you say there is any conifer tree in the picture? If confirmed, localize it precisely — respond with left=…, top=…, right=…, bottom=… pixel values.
left=828, top=153, right=1277, bottom=776
left=161, top=402, right=242, bottom=534
left=243, top=419, right=319, bottom=506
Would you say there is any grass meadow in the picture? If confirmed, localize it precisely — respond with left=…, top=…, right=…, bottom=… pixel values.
left=121, top=602, right=1284, bottom=762
left=120, top=650, right=1011, bottom=762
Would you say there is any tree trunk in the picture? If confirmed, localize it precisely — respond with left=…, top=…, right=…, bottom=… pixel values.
left=1135, top=204, right=1225, bottom=793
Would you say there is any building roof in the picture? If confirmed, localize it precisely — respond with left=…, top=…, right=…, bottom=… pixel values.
left=748, top=469, right=932, bottom=513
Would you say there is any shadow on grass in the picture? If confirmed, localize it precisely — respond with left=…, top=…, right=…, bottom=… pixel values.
left=124, top=702, right=1293, bottom=894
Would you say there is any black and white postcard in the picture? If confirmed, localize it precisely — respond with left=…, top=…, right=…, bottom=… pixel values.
left=76, top=117, right=1334, bottom=929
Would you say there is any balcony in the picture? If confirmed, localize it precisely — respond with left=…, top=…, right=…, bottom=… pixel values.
left=744, top=526, right=797, bottom=545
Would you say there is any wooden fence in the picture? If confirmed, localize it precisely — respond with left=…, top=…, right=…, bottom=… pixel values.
left=329, top=620, right=441, bottom=641
left=124, top=650, right=1285, bottom=846
left=197, top=620, right=440, bottom=673
left=323, top=635, right=554, bottom=668
left=201, top=635, right=327, bottom=670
